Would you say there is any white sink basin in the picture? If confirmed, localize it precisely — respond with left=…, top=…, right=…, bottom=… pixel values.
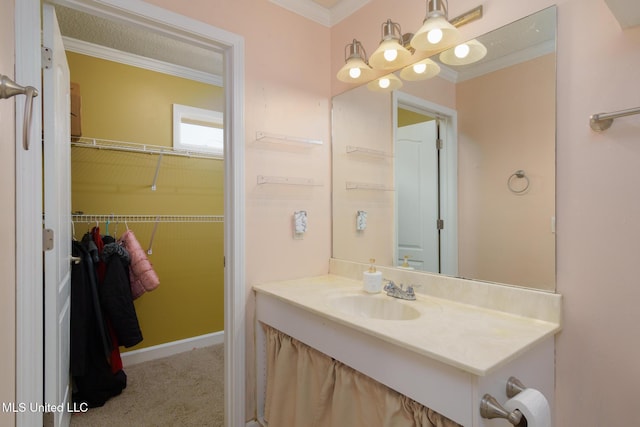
left=329, top=294, right=421, bottom=320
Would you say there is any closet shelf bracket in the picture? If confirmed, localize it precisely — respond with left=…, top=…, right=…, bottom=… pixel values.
left=151, top=153, right=163, bottom=191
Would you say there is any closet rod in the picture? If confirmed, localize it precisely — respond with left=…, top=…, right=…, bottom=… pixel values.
left=71, top=137, right=221, bottom=159
left=71, top=214, right=224, bottom=223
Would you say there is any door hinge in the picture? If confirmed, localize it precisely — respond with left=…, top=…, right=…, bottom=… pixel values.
left=436, top=219, right=444, bottom=230
left=436, top=138, right=443, bottom=150
left=43, top=228, right=54, bottom=251
left=42, top=46, right=53, bottom=69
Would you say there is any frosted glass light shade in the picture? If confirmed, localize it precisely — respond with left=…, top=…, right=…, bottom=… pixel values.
left=370, top=39, right=412, bottom=70
left=337, top=56, right=374, bottom=83
left=367, top=73, right=403, bottom=92
left=337, top=39, right=374, bottom=84
left=410, top=16, right=460, bottom=52
left=399, top=58, right=441, bottom=81
left=439, top=39, right=487, bottom=65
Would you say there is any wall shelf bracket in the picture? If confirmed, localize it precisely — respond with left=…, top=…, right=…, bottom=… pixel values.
left=346, top=145, right=392, bottom=157
left=257, top=175, right=322, bottom=186
left=256, top=131, right=323, bottom=146
left=346, top=181, right=394, bottom=191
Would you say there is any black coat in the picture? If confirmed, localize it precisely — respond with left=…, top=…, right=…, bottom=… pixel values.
left=99, top=241, right=143, bottom=348
left=71, top=240, right=126, bottom=408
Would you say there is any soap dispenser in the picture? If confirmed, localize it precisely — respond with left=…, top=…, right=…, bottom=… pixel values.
left=398, top=255, right=414, bottom=270
left=363, top=258, right=383, bottom=293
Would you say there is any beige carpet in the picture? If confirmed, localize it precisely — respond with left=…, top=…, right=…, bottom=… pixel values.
left=70, top=344, right=224, bottom=427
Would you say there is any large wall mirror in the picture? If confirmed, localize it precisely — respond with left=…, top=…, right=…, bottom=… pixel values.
left=332, top=6, right=556, bottom=292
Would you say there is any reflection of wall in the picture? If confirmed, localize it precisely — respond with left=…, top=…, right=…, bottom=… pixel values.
left=398, top=108, right=433, bottom=127
left=332, top=85, right=394, bottom=265
left=457, top=53, right=556, bottom=290
left=68, top=52, right=225, bottom=349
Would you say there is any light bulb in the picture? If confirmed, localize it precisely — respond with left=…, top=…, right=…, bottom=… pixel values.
left=427, top=28, right=443, bottom=44
left=349, top=67, right=361, bottom=79
left=383, top=49, right=398, bottom=62
left=454, top=44, right=470, bottom=59
left=379, top=78, right=390, bottom=89
left=413, top=63, right=427, bottom=74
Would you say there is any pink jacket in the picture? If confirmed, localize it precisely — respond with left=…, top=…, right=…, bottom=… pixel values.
left=119, top=229, right=160, bottom=299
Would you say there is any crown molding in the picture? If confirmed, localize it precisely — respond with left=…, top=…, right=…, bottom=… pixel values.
left=270, top=0, right=370, bottom=27
left=62, top=36, right=223, bottom=86
left=436, top=39, right=555, bottom=84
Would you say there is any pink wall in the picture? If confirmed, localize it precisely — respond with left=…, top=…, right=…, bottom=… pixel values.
left=335, top=0, right=640, bottom=425
left=0, top=0, right=633, bottom=424
left=457, top=54, right=556, bottom=290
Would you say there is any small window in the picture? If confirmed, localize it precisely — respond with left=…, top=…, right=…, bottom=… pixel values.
left=173, top=104, right=224, bottom=157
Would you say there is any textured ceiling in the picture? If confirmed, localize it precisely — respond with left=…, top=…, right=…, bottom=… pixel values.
left=54, top=4, right=223, bottom=77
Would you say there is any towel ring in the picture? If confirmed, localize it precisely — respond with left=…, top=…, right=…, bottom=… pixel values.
left=507, top=170, right=530, bottom=194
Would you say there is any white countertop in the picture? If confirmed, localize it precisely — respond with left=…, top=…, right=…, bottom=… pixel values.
left=253, top=274, right=561, bottom=376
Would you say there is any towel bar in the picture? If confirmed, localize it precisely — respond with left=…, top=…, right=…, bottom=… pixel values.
left=590, top=106, right=640, bottom=131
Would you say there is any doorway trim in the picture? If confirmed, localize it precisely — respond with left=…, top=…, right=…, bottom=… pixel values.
left=14, top=1, right=245, bottom=426
left=393, top=91, right=458, bottom=277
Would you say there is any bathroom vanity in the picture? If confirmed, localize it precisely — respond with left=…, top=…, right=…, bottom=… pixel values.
left=254, top=259, right=561, bottom=427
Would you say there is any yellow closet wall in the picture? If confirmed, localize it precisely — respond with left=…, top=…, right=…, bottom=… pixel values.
left=68, top=51, right=225, bottom=350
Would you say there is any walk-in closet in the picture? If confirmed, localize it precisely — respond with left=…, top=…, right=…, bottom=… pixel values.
left=56, top=3, right=226, bottom=411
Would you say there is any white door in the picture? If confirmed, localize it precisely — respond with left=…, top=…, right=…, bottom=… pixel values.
left=43, top=4, right=72, bottom=426
left=396, top=120, right=440, bottom=272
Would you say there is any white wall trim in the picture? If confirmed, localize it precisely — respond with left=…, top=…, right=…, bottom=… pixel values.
left=15, top=0, right=44, bottom=424
left=121, top=331, right=224, bottom=367
left=62, top=36, right=223, bottom=86
left=269, top=0, right=370, bottom=27
left=246, top=421, right=263, bottom=427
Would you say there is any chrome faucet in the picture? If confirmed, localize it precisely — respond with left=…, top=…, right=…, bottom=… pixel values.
left=383, top=280, right=416, bottom=301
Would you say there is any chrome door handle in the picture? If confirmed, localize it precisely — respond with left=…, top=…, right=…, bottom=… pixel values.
left=0, top=74, right=39, bottom=150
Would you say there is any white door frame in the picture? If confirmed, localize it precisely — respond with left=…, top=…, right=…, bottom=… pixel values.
left=393, top=91, right=458, bottom=277
left=14, top=1, right=246, bottom=426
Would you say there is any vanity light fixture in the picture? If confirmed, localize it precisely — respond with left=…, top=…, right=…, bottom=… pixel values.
left=336, top=3, right=483, bottom=87
left=367, top=73, right=403, bottom=92
left=337, top=39, right=374, bottom=84
left=400, top=57, right=441, bottom=81
left=369, top=19, right=412, bottom=70
left=439, top=38, right=487, bottom=65
left=410, top=0, right=461, bottom=52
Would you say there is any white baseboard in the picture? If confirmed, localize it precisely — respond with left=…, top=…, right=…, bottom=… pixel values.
left=121, top=331, right=224, bottom=367
left=246, top=420, right=263, bottom=427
